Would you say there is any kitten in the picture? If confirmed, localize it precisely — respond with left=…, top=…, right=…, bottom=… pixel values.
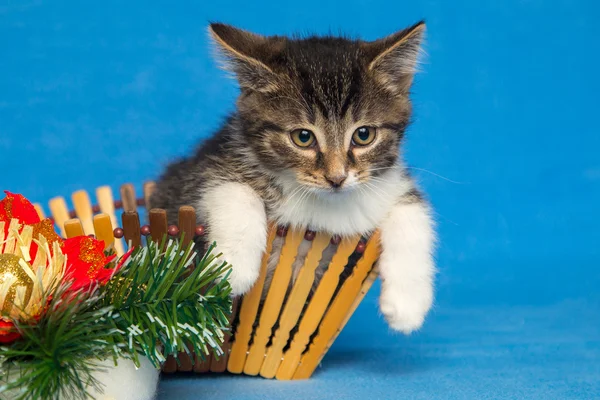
left=149, top=21, right=435, bottom=334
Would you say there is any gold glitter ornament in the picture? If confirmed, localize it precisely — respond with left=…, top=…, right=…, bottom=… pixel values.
left=0, top=254, right=34, bottom=314
left=32, top=219, right=63, bottom=251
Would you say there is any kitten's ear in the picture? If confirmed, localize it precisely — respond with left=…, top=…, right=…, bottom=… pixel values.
left=362, top=21, right=425, bottom=95
left=209, top=23, right=284, bottom=92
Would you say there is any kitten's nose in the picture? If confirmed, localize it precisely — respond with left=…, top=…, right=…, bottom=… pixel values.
left=325, top=173, right=347, bottom=189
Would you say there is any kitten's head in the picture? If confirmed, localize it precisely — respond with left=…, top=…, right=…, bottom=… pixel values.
left=209, top=22, right=424, bottom=194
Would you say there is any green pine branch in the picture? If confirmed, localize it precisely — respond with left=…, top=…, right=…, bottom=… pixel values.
left=100, top=237, right=232, bottom=367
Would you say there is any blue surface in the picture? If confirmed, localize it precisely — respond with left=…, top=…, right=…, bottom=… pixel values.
left=1, top=1, right=599, bottom=399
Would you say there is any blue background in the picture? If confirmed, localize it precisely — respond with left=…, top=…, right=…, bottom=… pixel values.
left=1, top=1, right=599, bottom=399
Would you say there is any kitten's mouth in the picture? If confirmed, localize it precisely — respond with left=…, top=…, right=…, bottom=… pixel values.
left=301, top=182, right=356, bottom=197
left=295, top=173, right=360, bottom=196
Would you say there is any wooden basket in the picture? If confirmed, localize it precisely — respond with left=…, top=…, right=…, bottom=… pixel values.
left=34, top=183, right=381, bottom=380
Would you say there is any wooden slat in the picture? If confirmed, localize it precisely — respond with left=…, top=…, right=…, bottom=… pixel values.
left=228, top=226, right=277, bottom=373
left=211, top=297, right=240, bottom=372
left=162, top=357, right=178, bottom=374
left=143, top=181, right=156, bottom=209
left=33, top=203, right=45, bottom=220
left=168, top=206, right=199, bottom=372
left=72, top=190, right=94, bottom=235
left=177, top=348, right=194, bottom=372
left=260, top=232, right=331, bottom=378
left=120, top=183, right=137, bottom=213
left=155, top=213, right=179, bottom=373
left=293, top=231, right=381, bottom=380
left=121, top=211, right=141, bottom=249
left=193, top=353, right=212, bottom=373
left=49, top=196, right=70, bottom=237
left=64, top=219, right=85, bottom=238
left=243, top=229, right=304, bottom=376
left=276, top=235, right=361, bottom=380
left=96, top=186, right=125, bottom=256
left=328, top=267, right=379, bottom=354
left=178, top=206, right=196, bottom=248
left=93, top=214, right=115, bottom=252
left=148, top=209, right=168, bottom=245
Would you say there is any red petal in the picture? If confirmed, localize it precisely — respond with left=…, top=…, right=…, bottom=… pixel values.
left=63, top=236, right=120, bottom=291
left=0, top=320, right=21, bottom=343
left=0, top=191, right=40, bottom=225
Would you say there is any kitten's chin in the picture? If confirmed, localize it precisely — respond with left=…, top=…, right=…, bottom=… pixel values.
left=311, top=185, right=357, bottom=198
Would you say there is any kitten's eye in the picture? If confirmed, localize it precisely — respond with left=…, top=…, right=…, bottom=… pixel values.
left=290, top=129, right=316, bottom=148
left=352, top=126, right=376, bottom=146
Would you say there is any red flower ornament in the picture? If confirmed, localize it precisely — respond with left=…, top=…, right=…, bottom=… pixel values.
left=62, top=236, right=131, bottom=291
left=0, top=191, right=40, bottom=229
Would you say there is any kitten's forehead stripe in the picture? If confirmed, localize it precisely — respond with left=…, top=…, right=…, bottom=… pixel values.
left=286, top=40, right=362, bottom=121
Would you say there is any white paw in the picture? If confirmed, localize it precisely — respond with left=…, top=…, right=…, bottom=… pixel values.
left=216, top=251, right=261, bottom=296
left=199, top=182, right=267, bottom=297
left=379, top=284, right=433, bottom=334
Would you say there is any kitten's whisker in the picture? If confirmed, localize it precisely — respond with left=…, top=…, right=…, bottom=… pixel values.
left=283, top=185, right=307, bottom=218
left=365, top=186, right=386, bottom=204
left=371, top=183, right=393, bottom=201
left=284, top=185, right=305, bottom=204
left=363, top=166, right=397, bottom=173
left=361, top=177, right=392, bottom=195
left=294, top=187, right=313, bottom=220
left=404, top=167, right=467, bottom=184
left=366, top=177, right=401, bottom=194
left=366, top=176, right=392, bottom=183
left=288, top=186, right=311, bottom=221
left=363, top=182, right=387, bottom=203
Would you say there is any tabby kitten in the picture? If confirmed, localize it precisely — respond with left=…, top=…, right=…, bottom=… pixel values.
left=149, top=21, right=435, bottom=333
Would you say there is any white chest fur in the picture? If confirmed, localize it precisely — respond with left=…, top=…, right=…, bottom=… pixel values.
left=272, top=167, right=412, bottom=236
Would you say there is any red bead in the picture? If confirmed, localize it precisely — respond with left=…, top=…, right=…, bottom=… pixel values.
left=168, top=225, right=179, bottom=236
left=195, top=225, right=205, bottom=236
left=136, top=198, right=145, bottom=206
left=355, top=241, right=366, bottom=254
left=276, top=226, right=288, bottom=237
left=92, top=205, right=101, bottom=213
left=113, top=228, right=124, bottom=238
left=68, top=210, right=76, bottom=218
left=330, top=235, right=341, bottom=245
left=140, top=225, right=151, bottom=236
left=304, top=230, right=316, bottom=241
left=114, top=200, right=123, bottom=209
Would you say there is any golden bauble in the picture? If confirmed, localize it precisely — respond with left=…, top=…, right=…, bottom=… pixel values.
left=0, top=253, right=34, bottom=314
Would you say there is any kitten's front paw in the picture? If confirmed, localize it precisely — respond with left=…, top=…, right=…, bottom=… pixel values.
left=379, top=284, right=433, bottom=334
left=216, top=252, right=261, bottom=296
left=228, top=267, right=259, bottom=296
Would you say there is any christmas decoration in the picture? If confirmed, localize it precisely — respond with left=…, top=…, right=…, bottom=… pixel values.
left=0, top=192, right=232, bottom=400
